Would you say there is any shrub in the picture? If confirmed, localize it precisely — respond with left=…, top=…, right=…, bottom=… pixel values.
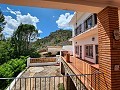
left=58, top=83, right=65, bottom=90
left=0, top=56, right=27, bottom=89
left=30, top=51, right=41, bottom=58
left=48, top=52, right=52, bottom=56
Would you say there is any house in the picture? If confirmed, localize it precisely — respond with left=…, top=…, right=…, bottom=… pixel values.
left=69, top=12, right=98, bottom=64
left=60, top=45, right=73, bottom=56
left=47, top=46, right=62, bottom=55
left=60, top=10, right=120, bottom=90
left=60, top=12, right=101, bottom=89
left=1, top=0, right=120, bottom=90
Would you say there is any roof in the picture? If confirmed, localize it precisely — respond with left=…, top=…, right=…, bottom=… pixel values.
left=69, top=12, right=85, bottom=26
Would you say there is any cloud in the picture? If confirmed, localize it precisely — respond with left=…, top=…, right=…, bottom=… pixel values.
left=7, top=7, right=17, bottom=15
left=2, top=16, right=19, bottom=38
left=38, top=29, right=43, bottom=33
left=56, top=13, right=73, bottom=29
left=37, top=37, right=41, bottom=39
left=2, top=7, right=42, bottom=38
left=16, top=13, right=39, bottom=28
left=53, top=16, right=55, bottom=18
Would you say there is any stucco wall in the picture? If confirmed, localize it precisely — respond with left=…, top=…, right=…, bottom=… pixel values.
left=73, top=34, right=98, bottom=63
left=70, top=12, right=98, bottom=63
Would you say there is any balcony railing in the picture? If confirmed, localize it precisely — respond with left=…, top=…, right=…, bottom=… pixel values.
left=0, top=73, right=107, bottom=90
left=61, top=53, right=108, bottom=90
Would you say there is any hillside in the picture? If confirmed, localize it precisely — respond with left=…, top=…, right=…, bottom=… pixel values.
left=32, top=29, right=72, bottom=51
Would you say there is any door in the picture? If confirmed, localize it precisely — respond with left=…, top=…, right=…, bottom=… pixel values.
left=95, top=45, right=98, bottom=64
left=80, top=46, right=82, bottom=59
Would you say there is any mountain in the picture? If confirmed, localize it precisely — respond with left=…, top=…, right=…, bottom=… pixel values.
left=32, top=29, right=72, bottom=52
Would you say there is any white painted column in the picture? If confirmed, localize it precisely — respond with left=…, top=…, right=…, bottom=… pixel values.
left=72, top=41, right=75, bottom=57
left=27, top=57, right=30, bottom=67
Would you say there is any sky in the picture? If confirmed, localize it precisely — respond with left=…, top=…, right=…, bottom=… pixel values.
left=0, top=4, right=74, bottom=39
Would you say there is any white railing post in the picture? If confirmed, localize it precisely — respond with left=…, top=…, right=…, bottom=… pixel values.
left=27, top=57, right=31, bottom=67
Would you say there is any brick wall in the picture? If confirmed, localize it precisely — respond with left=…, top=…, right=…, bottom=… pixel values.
left=98, top=6, right=120, bottom=90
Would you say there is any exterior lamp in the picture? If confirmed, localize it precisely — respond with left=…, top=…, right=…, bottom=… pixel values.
left=92, top=37, right=95, bottom=41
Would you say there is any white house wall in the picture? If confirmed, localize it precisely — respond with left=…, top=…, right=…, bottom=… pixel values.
left=72, top=13, right=92, bottom=37
left=73, top=33, right=98, bottom=63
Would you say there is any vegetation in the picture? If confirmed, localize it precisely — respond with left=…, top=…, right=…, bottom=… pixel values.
left=0, top=40, right=14, bottom=64
left=0, top=24, right=40, bottom=65
left=32, top=29, right=72, bottom=51
left=0, top=10, right=71, bottom=90
left=0, top=11, right=6, bottom=41
left=0, top=56, right=27, bottom=90
left=58, top=83, right=65, bottom=90
left=11, top=24, right=40, bottom=57
left=0, top=11, right=40, bottom=89
left=43, top=52, right=56, bottom=57
left=0, top=10, right=6, bottom=33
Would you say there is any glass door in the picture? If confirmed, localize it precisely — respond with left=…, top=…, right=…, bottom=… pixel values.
left=95, top=45, right=98, bottom=64
left=80, top=46, right=82, bottom=59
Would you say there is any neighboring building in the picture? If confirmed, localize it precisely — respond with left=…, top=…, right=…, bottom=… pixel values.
left=47, top=46, right=62, bottom=55
left=60, top=45, right=73, bottom=55
left=69, top=12, right=98, bottom=64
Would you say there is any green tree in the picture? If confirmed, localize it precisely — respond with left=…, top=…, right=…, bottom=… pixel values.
left=11, top=24, right=39, bottom=57
left=0, top=33, right=5, bottom=40
left=0, top=10, right=5, bottom=32
left=0, top=10, right=6, bottom=40
left=0, top=40, right=14, bottom=64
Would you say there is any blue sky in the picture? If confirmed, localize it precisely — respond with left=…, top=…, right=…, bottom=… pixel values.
left=0, top=4, right=74, bottom=38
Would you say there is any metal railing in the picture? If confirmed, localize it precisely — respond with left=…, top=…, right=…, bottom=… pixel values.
left=0, top=73, right=108, bottom=90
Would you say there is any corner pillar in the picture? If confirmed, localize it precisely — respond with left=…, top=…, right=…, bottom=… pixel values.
left=98, top=6, right=120, bottom=89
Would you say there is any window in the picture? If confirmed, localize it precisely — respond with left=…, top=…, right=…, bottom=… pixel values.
left=75, top=46, right=79, bottom=55
left=75, top=13, right=97, bottom=36
left=78, top=24, right=82, bottom=34
left=75, top=24, right=82, bottom=36
left=84, top=13, right=97, bottom=31
left=84, top=15, right=92, bottom=30
left=85, top=45, right=93, bottom=58
left=80, top=46, right=82, bottom=58
left=75, top=28, right=78, bottom=36
left=94, top=14, right=97, bottom=25
left=87, top=16, right=92, bottom=28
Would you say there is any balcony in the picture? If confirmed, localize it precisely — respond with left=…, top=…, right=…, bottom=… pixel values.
left=61, top=53, right=108, bottom=90
left=70, top=25, right=97, bottom=41
left=61, top=55, right=99, bottom=74
left=73, top=13, right=97, bottom=39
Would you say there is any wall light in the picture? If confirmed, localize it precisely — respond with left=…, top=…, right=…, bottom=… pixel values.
left=92, top=37, right=95, bottom=41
